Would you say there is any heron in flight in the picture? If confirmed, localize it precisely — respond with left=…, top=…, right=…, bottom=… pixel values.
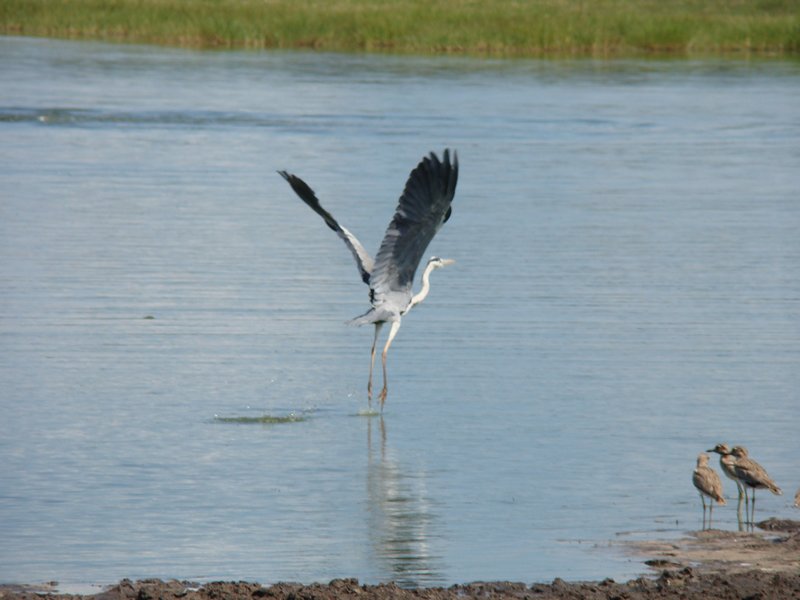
left=279, top=150, right=458, bottom=408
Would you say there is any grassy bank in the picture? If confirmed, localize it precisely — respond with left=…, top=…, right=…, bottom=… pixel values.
left=1, top=0, right=799, bottom=56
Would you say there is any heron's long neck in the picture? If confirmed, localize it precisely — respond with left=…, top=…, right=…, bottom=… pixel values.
left=409, top=262, right=436, bottom=310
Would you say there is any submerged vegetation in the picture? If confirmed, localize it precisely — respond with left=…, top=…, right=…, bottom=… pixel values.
left=1, top=0, right=799, bottom=56
left=214, top=414, right=308, bottom=424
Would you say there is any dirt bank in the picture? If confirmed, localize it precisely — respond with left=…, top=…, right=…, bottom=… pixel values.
left=633, top=518, right=800, bottom=576
left=3, top=520, right=799, bottom=600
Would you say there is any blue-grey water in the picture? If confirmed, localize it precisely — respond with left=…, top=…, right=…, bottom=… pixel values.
left=1, top=36, right=799, bottom=589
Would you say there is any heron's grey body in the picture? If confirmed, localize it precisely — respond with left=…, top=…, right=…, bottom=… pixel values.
left=279, top=150, right=458, bottom=407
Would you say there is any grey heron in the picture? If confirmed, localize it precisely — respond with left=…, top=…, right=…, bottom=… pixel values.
left=279, top=150, right=458, bottom=408
left=692, top=453, right=725, bottom=528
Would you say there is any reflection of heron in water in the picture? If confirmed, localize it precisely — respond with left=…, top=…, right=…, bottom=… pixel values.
left=365, top=417, right=445, bottom=587
left=692, top=453, right=725, bottom=529
left=279, top=150, right=458, bottom=408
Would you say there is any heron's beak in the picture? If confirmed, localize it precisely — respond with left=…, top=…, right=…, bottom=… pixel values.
left=441, top=258, right=456, bottom=267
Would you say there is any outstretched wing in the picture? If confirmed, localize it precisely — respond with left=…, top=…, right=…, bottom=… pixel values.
left=369, top=149, right=458, bottom=307
left=279, top=171, right=374, bottom=284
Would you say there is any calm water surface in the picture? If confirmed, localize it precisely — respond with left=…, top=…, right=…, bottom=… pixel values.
left=1, top=37, right=799, bottom=588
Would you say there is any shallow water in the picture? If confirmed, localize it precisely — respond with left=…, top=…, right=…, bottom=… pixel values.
left=1, top=37, right=799, bottom=588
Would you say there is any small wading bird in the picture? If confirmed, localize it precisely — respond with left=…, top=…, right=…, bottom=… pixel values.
left=692, top=453, right=726, bottom=528
left=708, top=443, right=745, bottom=518
left=279, top=150, right=458, bottom=408
left=730, top=445, right=782, bottom=523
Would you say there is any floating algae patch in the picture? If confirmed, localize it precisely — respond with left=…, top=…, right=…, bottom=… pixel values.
left=214, top=413, right=307, bottom=424
left=355, top=408, right=381, bottom=418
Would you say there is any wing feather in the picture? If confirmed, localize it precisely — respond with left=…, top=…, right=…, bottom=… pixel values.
left=369, top=150, right=458, bottom=306
left=278, top=171, right=374, bottom=284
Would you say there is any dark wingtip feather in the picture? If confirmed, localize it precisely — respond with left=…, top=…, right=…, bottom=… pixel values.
left=431, top=148, right=458, bottom=202
left=279, top=170, right=339, bottom=233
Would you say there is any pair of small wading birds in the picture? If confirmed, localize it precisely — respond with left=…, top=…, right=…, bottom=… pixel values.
left=692, top=444, right=794, bottom=529
left=279, top=149, right=458, bottom=409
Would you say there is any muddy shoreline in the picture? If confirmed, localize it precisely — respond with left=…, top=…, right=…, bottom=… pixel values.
left=3, top=520, right=799, bottom=600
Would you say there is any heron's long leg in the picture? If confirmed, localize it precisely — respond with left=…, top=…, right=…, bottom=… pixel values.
left=367, top=322, right=384, bottom=403
left=378, top=320, right=402, bottom=408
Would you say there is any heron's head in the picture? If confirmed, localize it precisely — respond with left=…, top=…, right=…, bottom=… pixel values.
left=427, top=256, right=456, bottom=270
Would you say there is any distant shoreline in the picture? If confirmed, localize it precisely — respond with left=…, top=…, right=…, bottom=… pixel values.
left=2, top=0, right=799, bottom=57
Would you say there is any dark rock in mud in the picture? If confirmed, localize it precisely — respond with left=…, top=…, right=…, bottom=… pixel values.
left=3, top=572, right=800, bottom=600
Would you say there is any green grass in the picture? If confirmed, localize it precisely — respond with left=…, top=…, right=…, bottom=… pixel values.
left=1, top=0, right=799, bottom=55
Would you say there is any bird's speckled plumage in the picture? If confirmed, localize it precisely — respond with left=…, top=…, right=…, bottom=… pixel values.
left=693, top=454, right=726, bottom=504
left=731, top=446, right=782, bottom=495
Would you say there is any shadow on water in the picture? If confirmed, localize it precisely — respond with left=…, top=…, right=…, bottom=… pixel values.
left=365, top=418, right=446, bottom=588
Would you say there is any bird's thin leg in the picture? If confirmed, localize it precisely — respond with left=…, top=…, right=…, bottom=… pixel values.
left=378, top=320, right=402, bottom=409
left=736, top=482, right=744, bottom=522
left=750, top=490, right=756, bottom=528
left=744, top=487, right=751, bottom=525
left=736, top=481, right=747, bottom=531
left=700, top=494, right=707, bottom=529
left=367, top=322, right=383, bottom=405
left=709, top=500, right=713, bottom=528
